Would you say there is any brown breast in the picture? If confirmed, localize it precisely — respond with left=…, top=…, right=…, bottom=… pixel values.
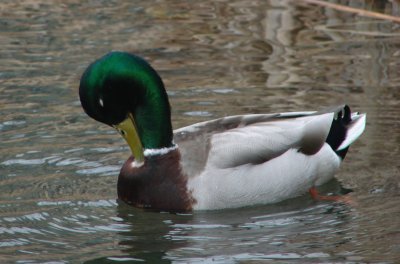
left=117, top=149, right=196, bottom=212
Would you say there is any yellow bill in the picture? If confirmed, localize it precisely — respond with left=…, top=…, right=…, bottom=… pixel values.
left=114, top=113, right=144, bottom=163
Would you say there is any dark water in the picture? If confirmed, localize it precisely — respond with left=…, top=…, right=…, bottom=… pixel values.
left=1, top=0, right=399, bottom=263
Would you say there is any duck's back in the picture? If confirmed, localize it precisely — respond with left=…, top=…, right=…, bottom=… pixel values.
left=173, top=105, right=365, bottom=210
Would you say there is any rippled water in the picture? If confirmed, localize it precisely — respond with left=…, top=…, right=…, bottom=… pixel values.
left=1, top=0, right=399, bottom=263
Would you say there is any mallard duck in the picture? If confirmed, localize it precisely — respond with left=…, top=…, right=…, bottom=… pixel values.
left=79, top=51, right=366, bottom=211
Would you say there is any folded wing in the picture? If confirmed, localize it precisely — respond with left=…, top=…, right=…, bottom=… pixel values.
left=174, top=110, right=335, bottom=173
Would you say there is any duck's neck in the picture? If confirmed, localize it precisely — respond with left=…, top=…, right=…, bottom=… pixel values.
left=133, top=70, right=173, bottom=150
left=135, top=101, right=173, bottom=150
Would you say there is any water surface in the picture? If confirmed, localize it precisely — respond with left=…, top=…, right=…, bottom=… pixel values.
left=1, top=0, right=399, bottom=263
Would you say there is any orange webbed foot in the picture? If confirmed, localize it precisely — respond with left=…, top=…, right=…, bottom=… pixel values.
left=309, top=186, right=356, bottom=206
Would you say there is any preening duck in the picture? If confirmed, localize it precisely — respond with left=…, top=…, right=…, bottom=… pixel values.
left=79, top=51, right=366, bottom=211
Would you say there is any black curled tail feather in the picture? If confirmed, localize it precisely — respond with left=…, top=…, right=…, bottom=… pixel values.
left=325, top=105, right=352, bottom=159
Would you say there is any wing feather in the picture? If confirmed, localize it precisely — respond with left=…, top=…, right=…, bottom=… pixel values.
left=174, top=111, right=334, bottom=172
left=207, top=113, right=334, bottom=168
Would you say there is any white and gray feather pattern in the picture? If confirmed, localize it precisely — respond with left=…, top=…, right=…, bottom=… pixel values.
left=174, top=105, right=366, bottom=210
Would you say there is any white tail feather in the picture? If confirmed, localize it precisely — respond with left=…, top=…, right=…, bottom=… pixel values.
left=337, top=113, right=366, bottom=151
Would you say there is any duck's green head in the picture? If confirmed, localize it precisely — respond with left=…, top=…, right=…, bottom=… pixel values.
left=79, top=51, right=173, bottom=162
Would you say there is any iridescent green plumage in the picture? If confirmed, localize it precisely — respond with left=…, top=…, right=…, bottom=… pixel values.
left=79, top=51, right=173, bottom=149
